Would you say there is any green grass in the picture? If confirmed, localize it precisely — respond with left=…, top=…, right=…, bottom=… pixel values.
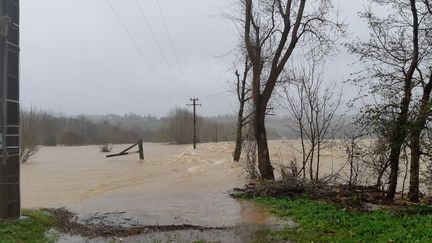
left=255, top=197, right=432, bottom=243
left=0, top=209, right=57, bottom=243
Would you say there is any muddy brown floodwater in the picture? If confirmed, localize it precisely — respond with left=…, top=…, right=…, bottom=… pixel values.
left=22, top=142, right=294, bottom=242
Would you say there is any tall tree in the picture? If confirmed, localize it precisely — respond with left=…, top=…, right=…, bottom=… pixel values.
left=386, top=0, right=420, bottom=201
left=242, top=0, right=344, bottom=179
left=348, top=0, right=432, bottom=201
left=408, top=0, right=432, bottom=201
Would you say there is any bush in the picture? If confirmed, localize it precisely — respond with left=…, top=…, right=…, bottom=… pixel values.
left=20, top=108, right=47, bottom=163
left=99, top=143, right=113, bottom=153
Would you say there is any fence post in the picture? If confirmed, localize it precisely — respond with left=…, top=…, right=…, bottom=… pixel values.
left=138, top=139, right=144, bottom=160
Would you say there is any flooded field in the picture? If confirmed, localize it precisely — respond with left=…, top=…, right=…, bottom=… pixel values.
left=22, top=142, right=296, bottom=241
left=23, top=143, right=250, bottom=224
left=22, top=140, right=412, bottom=241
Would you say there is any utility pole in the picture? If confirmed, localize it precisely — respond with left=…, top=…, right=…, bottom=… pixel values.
left=187, top=98, right=201, bottom=149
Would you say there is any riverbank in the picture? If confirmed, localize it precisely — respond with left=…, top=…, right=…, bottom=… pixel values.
left=0, top=207, right=286, bottom=242
left=256, top=197, right=432, bottom=242
left=0, top=210, right=57, bottom=243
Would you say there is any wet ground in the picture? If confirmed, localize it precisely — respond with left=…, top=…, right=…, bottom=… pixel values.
left=22, top=142, right=295, bottom=242
left=55, top=225, right=289, bottom=243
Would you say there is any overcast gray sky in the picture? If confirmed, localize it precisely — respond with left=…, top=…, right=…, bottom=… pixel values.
left=21, top=0, right=369, bottom=117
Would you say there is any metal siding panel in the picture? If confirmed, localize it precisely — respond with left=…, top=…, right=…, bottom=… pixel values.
left=6, top=183, right=19, bottom=218
left=7, top=24, right=18, bottom=46
left=0, top=156, right=18, bottom=183
left=0, top=182, right=19, bottom=219
left=7, top=74, right=18, bottom=100
left=6, top=101, right=18, bottom=125
left=0, top=183, right=5, bottom=218
left=6, top=126, right=17, bottom=134
left=0, top=0, right=19, bottom=220
left=6, top=155, right=18, bottom=178
left=0, top=1, right=5, bottom=16
left=8, top=0, right=18, bottom=24
left=6, top=46, right=18, bottom=77
left=6, top=135, right=18, bottom=146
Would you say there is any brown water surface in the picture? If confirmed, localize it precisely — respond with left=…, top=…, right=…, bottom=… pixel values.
left=22, top=143, right=277, bottom=227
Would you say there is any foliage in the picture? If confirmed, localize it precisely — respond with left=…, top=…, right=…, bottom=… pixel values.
left=20, top=108, right=47, bottom=163
left=99, top=143, right=113, bottom=153
left=0, top=209, right=57, bottom=243
left=256, top=197, right=432, bottom=242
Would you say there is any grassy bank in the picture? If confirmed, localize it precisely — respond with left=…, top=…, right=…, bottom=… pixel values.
left=0, top=209, right=57, bottom=243
left=256, top=197, right=432, bottom=242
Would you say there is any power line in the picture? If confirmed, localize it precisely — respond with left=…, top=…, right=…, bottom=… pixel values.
left=134, top=0, right=192, bottom=97
left=105, top=0, right=181, bottom=100
left=205, top=90, right=229, bottom=99
left=156, top=0, right=195, bottom=96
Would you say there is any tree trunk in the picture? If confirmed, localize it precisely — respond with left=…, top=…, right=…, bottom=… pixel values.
left=376, top=160, right=389, bottom=189
left=301, top=130, right=307, bottom=180
left=408, top=73, right=432, bottom=202
left=255, top=109, right=274, bottom=180
left=349, top=143, right=354, bottom=186
left=316, top=141, right=321, bottom=181
left=387, top=0, right=419, bottom=201
left=409, top=135, right=421, bottom=202
left=309, top=145, right=315, bottom=181
left=387, top=102, right=410, bottom=200
left=233, top=105, right=244, bottom=162
left=233, top=64, right=249, bottom=162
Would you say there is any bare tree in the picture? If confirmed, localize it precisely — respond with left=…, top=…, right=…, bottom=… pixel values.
left=20, top=108, right=47, bottom=163
left=167, top=107, right=194, bottom=144
left=233, top=56, right=252, bottom=162
left=242, top=0, right=344, bottom=179
left=341, top=126, right=369, bottom=187
left=282, top=61, right=342, bottom=181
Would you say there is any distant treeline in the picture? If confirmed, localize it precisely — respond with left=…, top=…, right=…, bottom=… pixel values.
left=22, top=108, right=237, bottom=146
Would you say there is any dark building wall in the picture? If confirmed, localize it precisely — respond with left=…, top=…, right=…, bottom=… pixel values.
left=0, top=0, right=20, bottom=219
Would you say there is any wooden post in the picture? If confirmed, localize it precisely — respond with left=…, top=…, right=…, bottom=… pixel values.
left=138, top=139, right=144, bottom=160
left=106, top=139, right=144, bottom=160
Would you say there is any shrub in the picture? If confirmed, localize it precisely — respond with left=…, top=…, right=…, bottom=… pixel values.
left=99, top=143, right=113, bottom=153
